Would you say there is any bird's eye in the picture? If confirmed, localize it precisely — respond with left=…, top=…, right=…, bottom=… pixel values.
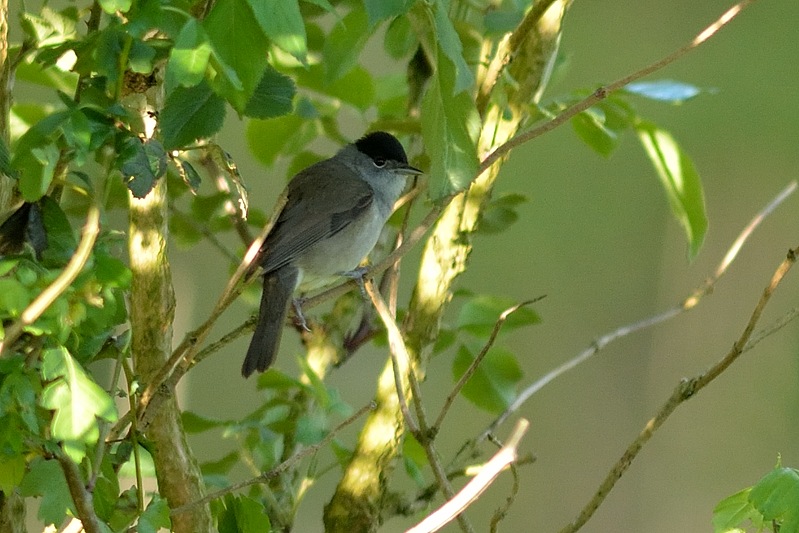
left=373, top=158, right=387, bottom=168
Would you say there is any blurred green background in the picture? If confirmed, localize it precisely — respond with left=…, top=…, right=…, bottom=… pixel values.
left=165, top=0, right=799, bottom=531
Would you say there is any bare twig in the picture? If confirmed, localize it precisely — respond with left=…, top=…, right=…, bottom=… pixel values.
left=407, top=419, right=530, bottom=533
left=0, top=206, right=100, bottom=355
left=56, top=450, right=103, bottom=533
left=559, top=244, right=798, bottom=533
left=477, top=181, right=796, bottom=444
left=170, top=401, right=375, bottom=517
left=479, top=0, right=758, bottom=175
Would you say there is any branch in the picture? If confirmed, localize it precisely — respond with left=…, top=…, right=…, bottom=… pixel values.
left=434, top=299, right=542, bottom=431
left=559, top=244, right=798, bottom=533
left=476, top=181, right=796, bottom=444
left=479, top=0, right=758, bottom=175
left=56, top=451, right=102, bottom=533
left=0, top=205, right=100, bottom=355
left=407, top=419, right=530, bottom=533
left=170, top=401, right=375, bottom=516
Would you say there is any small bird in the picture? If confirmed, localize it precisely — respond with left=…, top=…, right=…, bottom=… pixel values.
left=242, top=131, right=422, bottom=377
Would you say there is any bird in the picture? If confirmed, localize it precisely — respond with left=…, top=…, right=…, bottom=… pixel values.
left=242, top=131, right=422, bottom=377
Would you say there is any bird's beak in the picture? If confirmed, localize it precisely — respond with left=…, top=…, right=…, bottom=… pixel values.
left=395, top=164, right=423, bottom=176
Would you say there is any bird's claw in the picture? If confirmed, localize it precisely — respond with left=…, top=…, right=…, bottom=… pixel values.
left=292, top=298, right=311, bottom=331
left=340, top=267, right=370, bottom=299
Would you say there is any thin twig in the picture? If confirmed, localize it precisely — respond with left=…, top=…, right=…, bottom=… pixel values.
left=435, top=299, right=540, bottom=431
left=479, top=0, right=758, bottom=175
left=56, top=450, right=103, bottom=533
left=407, top=419, right=530, bottom=533
left=0, top=205, right=100, bottom=355
left=476, top=180, right=796, bottom=444
left=170, top=401, right=376, bottom=517
left=559, top=245, right=798, bottom=533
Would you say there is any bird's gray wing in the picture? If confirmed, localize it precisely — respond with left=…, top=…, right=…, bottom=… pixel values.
left=259, top=159, right=374, bottom=273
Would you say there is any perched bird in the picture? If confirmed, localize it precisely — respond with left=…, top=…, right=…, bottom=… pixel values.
left=242, top=131, right=421, bottom=377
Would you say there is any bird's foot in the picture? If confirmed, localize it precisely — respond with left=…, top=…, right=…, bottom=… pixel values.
left=340, top=266, right=370, bottom=299
left=292, top=298, right=311, bottom=331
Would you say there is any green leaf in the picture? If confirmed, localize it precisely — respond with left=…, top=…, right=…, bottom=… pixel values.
left=39, top=196, right=78, bottom=267
left=625, top=80, right=704, bottom=103
left=98, top=0, right=132, bottom=14
left=457, top=295, right=540, bottom=337
left=383, top=16, right=417, bottom=59
left=452, top=344, right=523, bottom=414
left=477, top=193, right=527, bottom=234
left=117, top=137, right=167, bottom=198
left=161, top=80, right=226, bottom=150
left=137, top=496, right=171, bottom=533
left=203, top=0, right=268, bottom=111
left=19, top=457, right=74, bottom=525
left=0, top=455, right=26, bottom=493
left=243, top=65, right=296, bottom=119
left=636, top=121, right=707, bottom=260
left=749, top=467, right=799, bottom=528
left=430, top=0, right=474, bottom=94
left=713, top=487, right=766, bottom=533
left=0, top=279, right=32, bottom=315
left=323, top=9, right=371, bottom=81
left=218, top=494, right=271, bottom=533
left=246, top=113, right=307, bottom=167
left=421, top=46, right=480, bottom=199
left=572, top=108, right=619, bottom=158
left=248, top=0, right=307, bottom=63
left=40, top=347, right=118, bottom=463
left=402, top=434, right=428, bottom=487
left=364, top=0, right=413, bottom=27
left=166, top=19, right=212, bottom=90
left=182, top=411, right=226, bottom=433
left=296, top=64, right=374, bottom=111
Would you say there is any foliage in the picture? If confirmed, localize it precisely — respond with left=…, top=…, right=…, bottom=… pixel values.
left=0, top=0, right=779, bottom=531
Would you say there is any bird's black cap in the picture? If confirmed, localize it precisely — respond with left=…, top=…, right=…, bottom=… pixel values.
left=355, top=131, right=410, bottom=165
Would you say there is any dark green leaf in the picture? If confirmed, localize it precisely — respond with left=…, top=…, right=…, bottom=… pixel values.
left=39, top=196, right=77, bottom=267
left=167, top=19, right=212, bottom=90
left=421, top=45, right=480, bottom=198
left=477, top=193, right=527, bottom=234
left=19, top=457, right=74, bottom=525
left=118, top=137, right=167, bottom=198
left=452, top=344, right=523, bottom=414
left=403, top=434, right=428, bottom=487
left=40, top=347, right=118, bottom=463
left=323, top=9, right=371, bottom=81
left=219, top=494, right=271, bottom=533
left=636, top=121, right=707, bottom=260
left=572, top=109, right=619, bottom=158
left=243, top=66, right=296, bottom=119
left=203, top=0, right=268, bottom=111
left=248, top=0, right=307, bottom=63
left=365, top=0, right=413, bottom=27
left=383, top=16, right=417, bottom=59
left=137, top=496, right=171, bottom=533
left=161, top=80, right=226, bottom=150
left=749, top=467, right=799, bottom=527
left=178, top=160, right=202, bottom=192
left=625, top=80, right=704, bottom=104
left=457, top=295, right=540, bottom=337
left=430, top=1, right=474, bottom=94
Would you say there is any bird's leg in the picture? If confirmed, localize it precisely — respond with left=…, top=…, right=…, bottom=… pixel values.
left=291, top=297, right=311, bottom=331
left=340, top=266, right=370, bottom=299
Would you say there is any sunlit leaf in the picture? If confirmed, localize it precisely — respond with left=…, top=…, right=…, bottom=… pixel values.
left=457, top=295, right=540, bottom=337
left=713, top=487, right=766, bottom=533
left=248, top=0, right=307, bottom=63
left=167, top=18, right=212, bottom=90
left=636, top=122, right=707, bottom=259
left=625, top=80, right=704, bottom=104
left=40, top=347, right=118, bottom=463
left=430, top=0, right=474, bottom=94
left=749, top=467, right=799, bottom=529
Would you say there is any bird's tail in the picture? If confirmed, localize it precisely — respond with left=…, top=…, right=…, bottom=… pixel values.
left=242, top=266, right=298, bottom=377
